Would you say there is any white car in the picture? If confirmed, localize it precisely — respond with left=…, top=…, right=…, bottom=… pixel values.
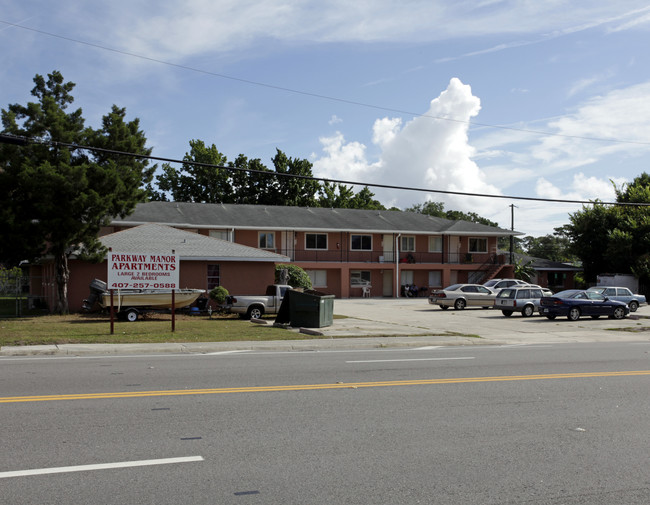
left=429, top=284, right=496, bottom=310
left=483, top=278, right=528, bottom=293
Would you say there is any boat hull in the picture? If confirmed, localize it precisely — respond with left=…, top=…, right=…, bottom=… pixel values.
left=100, top=289, right=205, bottom=310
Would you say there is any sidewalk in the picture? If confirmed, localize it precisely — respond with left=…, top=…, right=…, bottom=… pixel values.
left=1, top=298, right=649, bottom=357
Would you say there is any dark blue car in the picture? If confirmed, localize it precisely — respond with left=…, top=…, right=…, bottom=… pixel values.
left=539, top=289, right=629, bottom=321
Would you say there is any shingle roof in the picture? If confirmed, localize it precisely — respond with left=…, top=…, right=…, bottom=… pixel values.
left=100, top=223, right=289, bottom=262
left=113, top=202, right=520, bottom=236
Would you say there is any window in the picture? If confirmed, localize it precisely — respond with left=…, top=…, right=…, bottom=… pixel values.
left=429, top=236, right=442, bottom=252
left=351, top=234, right=372, bottom=250
left=428, top=271, right=442, bottom=287
left=468, top=237, right=488, bottom=253
left=350, top=270, right=371, bottom=286
left=400, top=235, right=415, bottom=252
left=259, top=232, right=275, bottom=249
left=207, top=264, right=220, bottom=290
left=306, top=269, right=327, bottom=288
left=400, top=270, right=414, bottom=285
left=306, top=233, right=328, bottom=250
left=209, top=230, right=230, bottom=241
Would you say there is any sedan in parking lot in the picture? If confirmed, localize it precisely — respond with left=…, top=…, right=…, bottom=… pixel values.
left=539, top=290, right=629, bottom=321
left=429, top=284, right=496, bottom=310
left=586, top=286, right=646, bottom=312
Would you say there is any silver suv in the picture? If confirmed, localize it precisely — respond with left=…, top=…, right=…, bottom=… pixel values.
left=494, top=286, right=545, bottom=317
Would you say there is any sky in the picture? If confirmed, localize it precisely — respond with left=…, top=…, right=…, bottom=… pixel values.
left=2, top=1, right=650, bottom=237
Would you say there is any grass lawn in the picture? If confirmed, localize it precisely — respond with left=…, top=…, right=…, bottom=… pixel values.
left=0, top=312, right=325, bottom=347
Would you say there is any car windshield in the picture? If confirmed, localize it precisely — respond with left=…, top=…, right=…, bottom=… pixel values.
left=496, top=289, right=515, bottom=299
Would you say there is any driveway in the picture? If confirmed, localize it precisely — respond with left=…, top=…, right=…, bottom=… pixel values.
left=320, top=298, right=650, bottom=345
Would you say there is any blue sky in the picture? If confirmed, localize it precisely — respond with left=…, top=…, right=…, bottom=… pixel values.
left=3, top=1, right=650, bottom=236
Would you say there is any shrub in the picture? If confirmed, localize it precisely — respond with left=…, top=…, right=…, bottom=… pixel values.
left=209, top=286, right=229, bottom=305
left=275, top=264, right=312, bottom=290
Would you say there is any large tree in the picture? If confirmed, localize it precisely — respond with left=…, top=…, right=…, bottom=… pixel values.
left=0, top=71, right=154, bottom=313
left=154, top=140, right=231, bottom=202
left=406, top=201, right=498, bottom=227
left=563, top=173, right=650, bottom=284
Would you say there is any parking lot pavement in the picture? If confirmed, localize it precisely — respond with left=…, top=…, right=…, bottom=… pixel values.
left=320, top=298, right=650, bottom=345
left=2, top=298, right=649, bottom=357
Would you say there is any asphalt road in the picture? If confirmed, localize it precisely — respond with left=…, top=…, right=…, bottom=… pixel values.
left=2, top=342, right=649, bottom=504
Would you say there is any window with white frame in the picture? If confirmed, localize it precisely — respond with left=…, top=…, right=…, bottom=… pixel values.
left=305, top=233, right=327, bottom=250
left=207, top=264, right=220, bottom=290
left=306, top=269, right=327, bottom=288
left=259, top=232, right=275, bottom=249
left=428, top=270, right=442, bottom=287
left=400, top=235, right=416, bottom=252
left=351, top=234, right=372, bottom=250
left=468, top=237, right=488, bottom=253
left=350, top=270, right=371, bottom=286
left=428, top=235, right=442, bottom=252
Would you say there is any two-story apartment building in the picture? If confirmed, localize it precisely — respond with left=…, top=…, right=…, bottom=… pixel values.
left=103, top=201, right=520, bottom=299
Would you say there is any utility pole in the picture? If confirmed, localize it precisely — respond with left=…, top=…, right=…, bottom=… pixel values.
left=509, top=204, right=517, bottom=265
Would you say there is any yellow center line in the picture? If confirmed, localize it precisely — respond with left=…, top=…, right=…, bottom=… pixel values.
left=2, top=370, right=649, bottom=403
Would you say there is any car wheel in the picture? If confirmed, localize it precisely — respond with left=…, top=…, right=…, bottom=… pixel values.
left=522, top=305, right=534, bottom=317
left=612, top=307, right=626, bottom=320
left=567, top=307, right=581, bottom=321
left=628, top=301, right=639, bottom=312
left=454, top=299, right=466, bottom=310
left=501, top=310, right=513, bottom=317
left=247, top=306, right=264, bottom=319
left=546, top=315, right=556, bottom=320
left=125, top=309, right=138, bottom=322
left=439, top=305, right=449, bottom=310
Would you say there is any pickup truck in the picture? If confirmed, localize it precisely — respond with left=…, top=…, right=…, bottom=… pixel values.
left=224, top=284, right=293, bottom=319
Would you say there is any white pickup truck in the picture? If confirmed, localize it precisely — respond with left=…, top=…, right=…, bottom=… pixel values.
left=224, top=284, right=292, bottom=319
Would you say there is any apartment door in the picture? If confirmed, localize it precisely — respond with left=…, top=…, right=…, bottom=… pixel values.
left=382, top=234, right=394, bottom=263
left=383, top=270, right=393, bottom=297
left=448, top=236, right=460, bottom=263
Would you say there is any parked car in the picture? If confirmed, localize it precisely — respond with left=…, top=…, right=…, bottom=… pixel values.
left=539, top=290, right=629, bottom=321
left=429, top=284, right=496, bottom=310
left=586, top=286, right=646, bottom=312
left=494, top=286, right=545, bottom=317
left=522, top=284, right=554, bottom=297
left=483, top=278, right=528, bottom=293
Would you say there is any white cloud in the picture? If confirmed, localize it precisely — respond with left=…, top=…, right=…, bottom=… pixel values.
left=328, top=115, right=343, bottom=125
left=313, top=78, right=502, bottom=213
left=30, top=1, right=650, bottom=63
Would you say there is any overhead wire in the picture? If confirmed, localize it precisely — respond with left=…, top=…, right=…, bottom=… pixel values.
left=1, top=133, right=648, bottom=207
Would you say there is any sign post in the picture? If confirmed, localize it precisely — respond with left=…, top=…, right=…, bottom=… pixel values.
left=107, top=250, right=180, bottom=332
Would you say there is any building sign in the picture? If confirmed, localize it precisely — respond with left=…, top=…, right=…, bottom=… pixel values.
left=107, top=251, right=179, bottom=290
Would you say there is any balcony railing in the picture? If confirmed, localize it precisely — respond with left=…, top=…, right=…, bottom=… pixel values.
left=274, top=249, right=498, bottom=265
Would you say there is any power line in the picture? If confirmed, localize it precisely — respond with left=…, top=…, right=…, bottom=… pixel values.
left=2, top=19, right=650, bottom=147
left=2, top=133, right=648, bottom=207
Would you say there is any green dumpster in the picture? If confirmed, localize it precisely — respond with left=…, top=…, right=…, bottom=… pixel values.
left=287, top=289, right=335, bottom=328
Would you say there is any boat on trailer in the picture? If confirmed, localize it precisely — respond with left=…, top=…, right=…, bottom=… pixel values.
left=83, top=279, right=205, bottom=321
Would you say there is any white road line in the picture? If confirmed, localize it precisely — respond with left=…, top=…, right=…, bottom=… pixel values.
left=346, top=357, right=475, bottom=364
left=0, top=456, right=204, bottom=479
left=204, top=350, right=252, bottom=355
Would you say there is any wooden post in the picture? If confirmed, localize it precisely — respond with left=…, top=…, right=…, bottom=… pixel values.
left=110, top=289, right=114, bottom=335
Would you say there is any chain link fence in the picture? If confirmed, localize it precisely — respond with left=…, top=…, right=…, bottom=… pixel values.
left=0, top=271, right=51, bottom=317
